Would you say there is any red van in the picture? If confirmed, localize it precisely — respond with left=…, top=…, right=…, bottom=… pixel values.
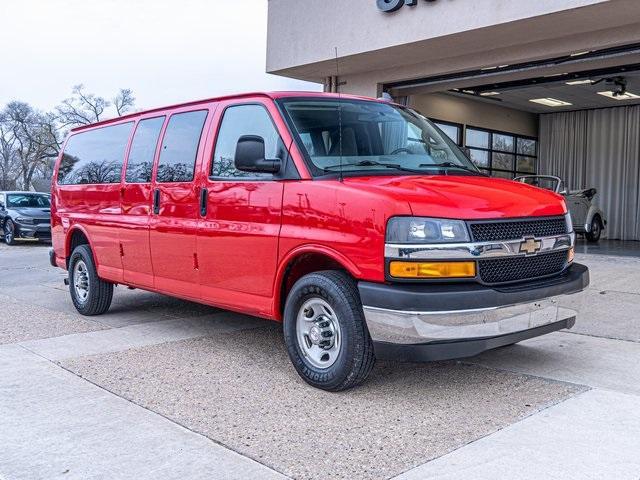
left=51, top=92, right=589, bottom=391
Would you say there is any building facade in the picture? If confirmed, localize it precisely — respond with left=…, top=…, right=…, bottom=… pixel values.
left=267, top=0, right=640, bottom=240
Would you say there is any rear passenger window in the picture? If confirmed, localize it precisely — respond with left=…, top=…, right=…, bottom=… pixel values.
left=126, top=117, right=165, bottom=183
left=211, top=104, right=286, bottom=179
left=58, top=122, right=133, bottom=185
left=156, top=110, right=208, bottom=183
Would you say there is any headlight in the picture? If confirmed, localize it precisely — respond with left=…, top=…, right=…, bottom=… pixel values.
left=564, top=212, right=573, bottom=233
left=386, top=217, right=470, bottom=244
left=15, top=217, right=34, bottom=225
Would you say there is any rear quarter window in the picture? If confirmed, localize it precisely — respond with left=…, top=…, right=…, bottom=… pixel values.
left=58, top=122, right=134, bottom=185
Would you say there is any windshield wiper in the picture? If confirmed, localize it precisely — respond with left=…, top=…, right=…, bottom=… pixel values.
left=419, top=162, right=485, bottom=175
left=323, top=160, right=422, bottom=174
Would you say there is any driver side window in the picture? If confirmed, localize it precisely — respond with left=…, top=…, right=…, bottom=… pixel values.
left=211, top=104, right=286, bottom=179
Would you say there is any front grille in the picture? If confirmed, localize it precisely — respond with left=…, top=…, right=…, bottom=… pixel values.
left=33, top=218, right=50, bottom=225
left=470, top=217, right=567, bottom=242
left=478, top=250, right=569, bottom=284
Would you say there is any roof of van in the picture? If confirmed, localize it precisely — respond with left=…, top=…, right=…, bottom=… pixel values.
left=70, top=91, right=380, bottom=133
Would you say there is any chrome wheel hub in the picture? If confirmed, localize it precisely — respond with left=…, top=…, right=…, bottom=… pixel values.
left=73, top=260, right=90, bottom=302
left=296, top=298, right=341, bottom=369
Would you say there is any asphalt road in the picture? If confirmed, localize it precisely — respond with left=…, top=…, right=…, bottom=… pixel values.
left=1, top=241, right=639, bottom=479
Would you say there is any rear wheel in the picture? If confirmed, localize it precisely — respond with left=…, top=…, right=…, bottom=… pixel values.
left=585, top=215, right=602, bottom=243
left=283, top=270, right=375, bottom=391
left=68, top=244, right=113, bottom=315
left=3, top=219, right=17, bottom=245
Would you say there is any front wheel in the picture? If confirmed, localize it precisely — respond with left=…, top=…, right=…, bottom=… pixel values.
left=68, top=244, right=114, bottom=316
left=283, top=270, right=375, bottom=391
left=585, top=215, right=602, bottom=243
left=3, top=219, right=17, bottom=245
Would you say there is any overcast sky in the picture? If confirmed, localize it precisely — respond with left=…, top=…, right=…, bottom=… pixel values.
left=0, top=0, right=320, bottom=114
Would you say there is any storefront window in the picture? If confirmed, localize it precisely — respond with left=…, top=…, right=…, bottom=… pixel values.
left=465, top=127, right=537, bottom=178
left=466, top=128, right=489, bottom=149
left=433, top=121, right=462, bottom=145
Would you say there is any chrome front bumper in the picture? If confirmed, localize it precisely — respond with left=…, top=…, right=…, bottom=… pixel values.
left=363, top=294, right=582, bottom=345
left=359, top=263, right=589, bottom=361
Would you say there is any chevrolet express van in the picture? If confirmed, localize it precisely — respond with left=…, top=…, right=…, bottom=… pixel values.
left=51, top=92, right=589, bottom=391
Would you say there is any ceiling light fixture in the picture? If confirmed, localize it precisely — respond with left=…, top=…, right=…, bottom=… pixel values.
left=597, top=91, right=640, bottom=100
left=566, top=79, right=593, bottom=85
left=529, top=98, right=573, bottom=107
left=480, top=91, right=500, bottom=96
left=570, top=51, right=591, bottom=57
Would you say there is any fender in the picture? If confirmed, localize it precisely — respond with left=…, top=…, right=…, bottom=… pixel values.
left=271, top=244, right=363, bottom=320
left=64, top=224, right=96, bottom=262
left=585, top=205, right=606, bottom=232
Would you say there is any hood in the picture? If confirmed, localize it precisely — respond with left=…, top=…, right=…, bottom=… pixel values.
left=12, top=207, right=51, bottom=218
left=343, top=175, right=566, bottom=220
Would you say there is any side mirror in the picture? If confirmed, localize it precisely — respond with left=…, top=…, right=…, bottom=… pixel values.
left=234, top=135, right=281, bottom=174
left=462, top=147, right=472, bottom=159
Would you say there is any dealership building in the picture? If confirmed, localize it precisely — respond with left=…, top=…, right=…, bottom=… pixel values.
left=267, top=0, right=640, bottom=240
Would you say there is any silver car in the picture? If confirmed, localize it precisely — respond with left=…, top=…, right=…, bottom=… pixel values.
left=514, top=175, right=606, bottom=243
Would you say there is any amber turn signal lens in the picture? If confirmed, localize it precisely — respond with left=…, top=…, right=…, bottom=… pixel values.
left=568, top=247, right=575, bottom=263
left=389, top=261, right=476, bottom=279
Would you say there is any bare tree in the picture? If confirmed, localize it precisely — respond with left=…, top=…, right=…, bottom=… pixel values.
left=1, top=102, right=60, bottom=190
left=113, top=88, right=135, bottom=116
left=55, top=85, right=136, bottom=130
left=0, top=113, right=21, bottom=190
left=0, top=85, right=135, bottom=190
left=56, top=84, right=110, bottom=128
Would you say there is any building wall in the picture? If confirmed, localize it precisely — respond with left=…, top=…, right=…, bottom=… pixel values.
left=409, top=93, right=539, bottom=138
left=267, top=0, right=612, bottom=76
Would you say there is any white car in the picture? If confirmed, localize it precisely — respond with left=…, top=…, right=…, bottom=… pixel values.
left=514, top=175, right=606, bottom=243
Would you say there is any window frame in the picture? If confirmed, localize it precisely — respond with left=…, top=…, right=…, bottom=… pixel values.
left=208, top=101, right=289, bottom=182
left=155, top=109, right=209, bottom=184
left=464, top=125, right=537, bottom=179
left=124, top=115, right=167, bottom=185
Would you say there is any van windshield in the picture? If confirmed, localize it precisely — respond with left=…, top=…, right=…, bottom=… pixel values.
left=278, top=98, right=480, bottom=177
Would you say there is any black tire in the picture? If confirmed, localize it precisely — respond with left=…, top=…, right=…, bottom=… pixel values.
left=68, top=244, right=113, bottom=316
left=585, top=215, right=602, bottom=243
left=283, top=270, right=375, bottom=391
left=3, top=219, right=18, bottom=245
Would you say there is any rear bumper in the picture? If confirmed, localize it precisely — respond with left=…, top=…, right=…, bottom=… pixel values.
left=358, top=263, right=589, bottom=361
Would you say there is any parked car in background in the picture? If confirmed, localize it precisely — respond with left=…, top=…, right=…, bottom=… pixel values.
left=0, top=191, right=52, bottom=245
left=50, top=92, right=589, bottom=391
left=514, top=175, right=606, bottom=243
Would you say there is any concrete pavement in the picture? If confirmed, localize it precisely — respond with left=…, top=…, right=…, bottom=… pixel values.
left=1, top=243, right=640, bottom=479
left=0, top=344, right=286, bottom=480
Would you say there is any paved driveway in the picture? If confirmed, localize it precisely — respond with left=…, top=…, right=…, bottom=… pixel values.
left=1, top=242, right=639, bottom=479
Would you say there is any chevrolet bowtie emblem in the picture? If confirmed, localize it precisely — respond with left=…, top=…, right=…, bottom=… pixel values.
left=519, top=238, right=542, bottom=255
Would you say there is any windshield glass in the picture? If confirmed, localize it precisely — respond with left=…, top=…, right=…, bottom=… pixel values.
left=6, top=194, right=51, bottom=208
left=278, top=98, right=479, bottom=177
left=515, top=176, right=560, bottom=192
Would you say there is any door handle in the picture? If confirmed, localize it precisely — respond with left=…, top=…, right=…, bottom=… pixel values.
left=153, top=189, right=161, bottom=215
left=200, top=188, right=208, bottom=217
